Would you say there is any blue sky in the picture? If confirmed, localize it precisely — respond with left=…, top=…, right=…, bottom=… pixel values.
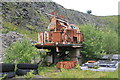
left=53, top=0, right=119, bottom=16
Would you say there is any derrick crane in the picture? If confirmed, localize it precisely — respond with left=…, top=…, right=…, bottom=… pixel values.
left=35, top=12, right=84, bottom=64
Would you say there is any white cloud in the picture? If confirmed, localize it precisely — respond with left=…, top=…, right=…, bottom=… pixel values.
left=53, top=0, right=119, bottom=16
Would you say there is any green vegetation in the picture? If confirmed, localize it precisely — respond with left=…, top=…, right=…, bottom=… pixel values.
left=3, top=22, right=17, bottom=32
left=79, top=24, right=118, bottom=61
left=37, top=65, right=119, bottom=78
left=17, top=28, right=38, bottom=41
left=99, top=16, right=118, bottom=25
left=38, top=66, right=57, bottom=76
left=23, top=70, right=35, bottom=78
left=34, top=9, right=50, bottom=28
left=0, top=74, right=6, bottom=80
left=1, top=2, right=119, bottom=79
left=16, top=26, right=38, bottom=41
left=99, top=16, right=118, bottom=31
left=2, top=22, right=38, bottom=40
left=4, top=39, right=39, bottom=63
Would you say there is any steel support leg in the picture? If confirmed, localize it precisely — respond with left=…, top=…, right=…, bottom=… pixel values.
left=69, top=48, right=82, bottom=64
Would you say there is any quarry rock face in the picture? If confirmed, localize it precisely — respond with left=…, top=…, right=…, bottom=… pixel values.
left=1, top=2, right=103, bottom=31
left=0, top=31, right=24, bottom=62
left=0, top=2, right=107, bottom=62
left=0, top=31, right=38, bottom=62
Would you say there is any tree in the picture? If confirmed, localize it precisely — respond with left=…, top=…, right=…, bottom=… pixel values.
left=87, top=10, right=92, bottom=14
left=79, top=24, right=118, bottom=62
left=4, top=39, right=39, bottom=63
left=102, top=28, right=118, bottom=54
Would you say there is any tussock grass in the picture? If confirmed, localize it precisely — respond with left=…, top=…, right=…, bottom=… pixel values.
left=38, top=65, right=119, bottom=78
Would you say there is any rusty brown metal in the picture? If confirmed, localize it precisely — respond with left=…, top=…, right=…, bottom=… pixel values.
left=38, top=32, right=44, bottom=44
left=37, top=13, right=84, bottom=45
left=57, top=61, right=77, bottom=69
left=58, top=15, right=65, bottom=20
left=52, top=32, right=61, bottom=42
left=36, top=12, right=84, bottom=64
left=50, top=11, right=57, bottom=16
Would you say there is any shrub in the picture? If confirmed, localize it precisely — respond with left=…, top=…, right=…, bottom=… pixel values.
left=4, top=39, right=39, bottom=63
left=79, top=24, right=118, bottom=61
left=23, top=70, right=35, bottom=78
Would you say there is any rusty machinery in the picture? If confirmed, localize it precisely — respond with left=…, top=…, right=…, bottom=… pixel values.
left=35, top=12, right=84, bottom=64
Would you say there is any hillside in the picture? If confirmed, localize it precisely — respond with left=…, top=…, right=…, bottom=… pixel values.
left=0, top=2, right=118, bottom=62
left=0, top=2, right=119, bottom=79
left=1, top=2, right=118, bottom=40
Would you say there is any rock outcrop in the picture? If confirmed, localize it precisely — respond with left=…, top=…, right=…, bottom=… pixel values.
left=0, top=2, right=117, bottom=62
left=0, top=31, right=24, bottom=62
left=1, top=2, right=103, bottom=32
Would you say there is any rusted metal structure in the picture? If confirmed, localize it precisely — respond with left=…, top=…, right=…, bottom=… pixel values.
left=57, top=61, right=77, bottom=69
left=35, top=12, right=84, bottom=64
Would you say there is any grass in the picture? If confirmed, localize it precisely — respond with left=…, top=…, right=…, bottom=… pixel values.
left=38, top=65, right=120, bottom=78
left=16, top=27, right=38, bottom=41
left=98, top=16, right=118, bottom=31
left=47, top=69, right=118, bottom=78
left=2, top=22, right=38, bottom=41
left=38, top=65, right=58, bottom=77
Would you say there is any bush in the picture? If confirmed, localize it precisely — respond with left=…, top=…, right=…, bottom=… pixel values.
left=4, top=39, right=39, bottom=63
left=79, top=24, right=118, bottom=61
left=23, top=70, right=35, bottom=78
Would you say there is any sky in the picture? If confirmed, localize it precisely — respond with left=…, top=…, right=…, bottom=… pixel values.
left=52, top=0, right=119, bottom=16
